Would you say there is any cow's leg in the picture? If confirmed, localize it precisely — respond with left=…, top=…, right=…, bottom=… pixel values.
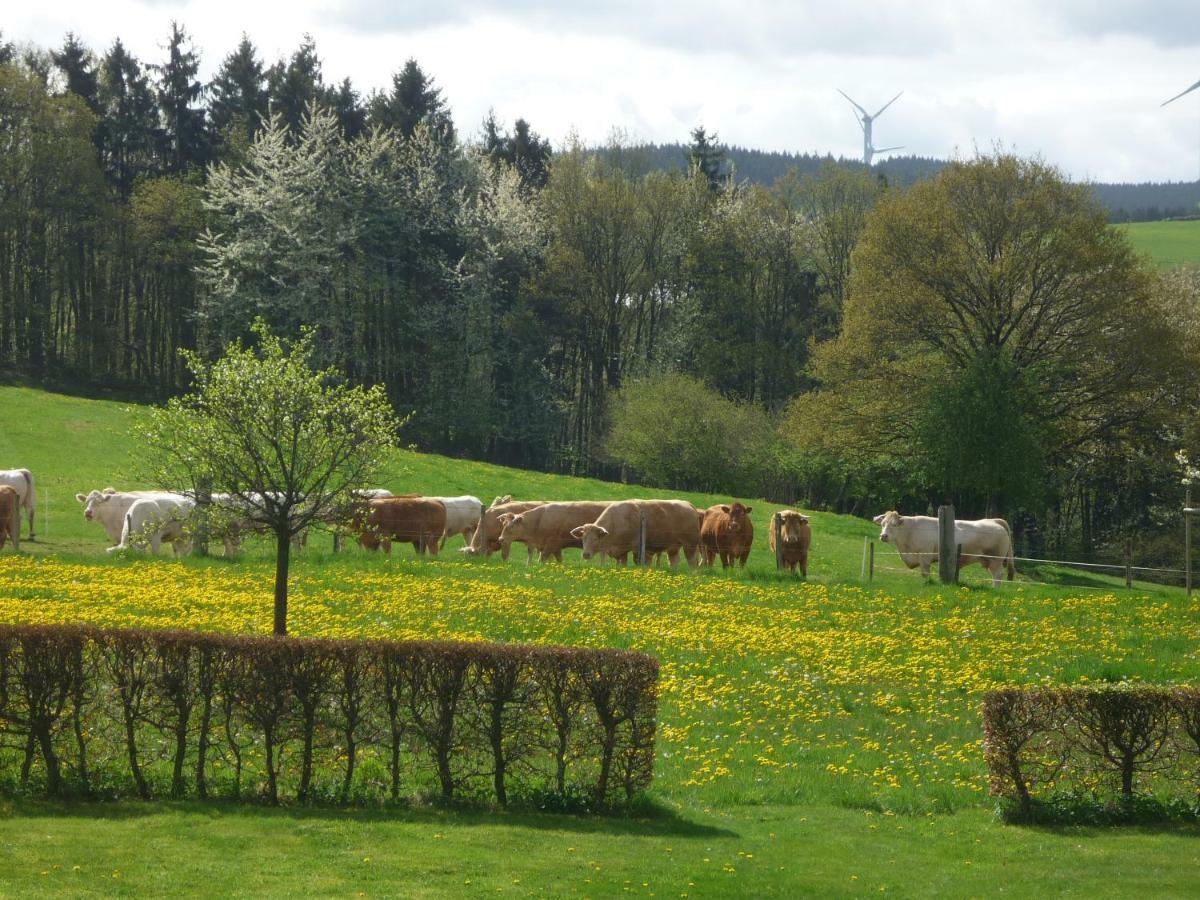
left=667, top=548, right=680, bottom=569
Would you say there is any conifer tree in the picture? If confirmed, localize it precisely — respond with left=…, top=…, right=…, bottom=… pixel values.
left=153, top=22, right=208, bottom=174
left=208, top=34, right=268, bottom=149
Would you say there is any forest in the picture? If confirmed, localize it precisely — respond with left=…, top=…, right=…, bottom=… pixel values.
left=2, top=25, right=1200, bottom=566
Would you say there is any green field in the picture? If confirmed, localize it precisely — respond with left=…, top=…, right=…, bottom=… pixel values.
left=0, top=384, right=1199, bottom=897
left=1120, top=218, right=1200, bottom=269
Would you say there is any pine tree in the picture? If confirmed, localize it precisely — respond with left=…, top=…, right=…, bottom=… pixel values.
left=369, top=58, right=453, bottom=143
left=98, top=39, right=160, bottom=196
left=510, top=118, right=551, bottom=189
left=153, top=22, right=208, bottom=174
left=688, top=126, right=726, bottom=192
left=51, top=32, right=99, bottom=112
left=208, top=34, right=268, bottom=149
left=331, top=77, right=366, bottom=140
left=267, top=35, right=326, bottom=135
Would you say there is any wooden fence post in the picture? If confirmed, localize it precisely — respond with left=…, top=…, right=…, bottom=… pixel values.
left=194, top=478, right=211, bottom=557
left=938, top=505, right=957, bottom=584
left=332, top=530, right=342, bottom=553
left=774, top=513, right=784, bottom=570
left=1187, top=489, right=1193, bottom=598
left=637, top=510, right=647, bottom=566
left=1124, top=538, right=1132, bottom=588
left=868, top=541, right=874, bottom=581
left=10, top=497, right=18, bottom=551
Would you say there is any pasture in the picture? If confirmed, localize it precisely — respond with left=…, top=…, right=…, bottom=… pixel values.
left=1, top=385, right=1199, bottom=896
left=1120, top=218, right=1200, bottom=269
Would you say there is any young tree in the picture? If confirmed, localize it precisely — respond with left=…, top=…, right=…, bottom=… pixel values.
left=138, top=321, right=401, bottom=636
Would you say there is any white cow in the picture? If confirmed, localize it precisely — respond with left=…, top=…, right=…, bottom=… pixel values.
left=428, top=495, right=484, bottom=549
left=76, top=488, right=183, bottom=544
left=873, top=511, right=1016, bottom=586
left=108, top=495, right=196, bottom=555
left=0, top=469, right=36, bottom=539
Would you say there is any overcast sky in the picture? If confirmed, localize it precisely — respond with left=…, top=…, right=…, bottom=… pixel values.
left=8, top=0, right=1200, bottom=183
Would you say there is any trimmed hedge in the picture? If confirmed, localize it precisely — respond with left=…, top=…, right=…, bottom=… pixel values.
left=0, top=624, right=659, bottom=808
left=982, top=685, right=1200, bottom=818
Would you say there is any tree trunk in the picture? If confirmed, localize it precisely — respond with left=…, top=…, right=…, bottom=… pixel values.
left=273, top=532, right=290, bottom=636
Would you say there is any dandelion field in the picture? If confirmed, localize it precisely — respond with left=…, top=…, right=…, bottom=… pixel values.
left=1, top=385, right=1200, bottom=896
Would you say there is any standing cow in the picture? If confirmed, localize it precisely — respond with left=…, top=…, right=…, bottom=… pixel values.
left=429, top=495, right=484, bottom=550
left=461, top=497, right=545, bottom=560
left=770, top=510, right=812, bottom=576
left=0, top=485, right=19, bottom=550
left=77, top=488, right=185, bottom=545
left=108, top=495, right=195, bottom=555
left=571, top=499, right=701, bottom=569
left=873, top=511, right=1015, bottom=586
left=0, top=469, right=36, bottom=540
left=351, top=497, right=446, bottom=556
left=496, top=501, right=615, bottom=563
left=700, top=503, right=754, bottom=568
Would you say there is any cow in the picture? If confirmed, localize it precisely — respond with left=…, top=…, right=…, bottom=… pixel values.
left=76, top=488, right=184, bottom=545
left=496, top=501, right=615, bottom=563
left=770, top=510, right=812, bottom=576
left=429, top=495, right=484, bottom=550
left=108, top=495, right=195, bottom=555
left=0, top=485, right=18, bottom=550
left=351, top=497, right=446, bottom=556
left=700, top=503, right=754, bottom=568
left=205, top=492, right=307, bottom=555
left=461, top=498, right=545, bottom=560
left=0, top=469, right=36, bottom=539
left=873, top=510, right=1016, bottom=586
left=571, top=499, right=701, bottom=569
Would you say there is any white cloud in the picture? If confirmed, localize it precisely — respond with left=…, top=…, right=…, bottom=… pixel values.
left=6, top=0, right=1200, bottom=182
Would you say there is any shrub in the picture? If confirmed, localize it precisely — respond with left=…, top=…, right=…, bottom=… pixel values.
left=0, top=624, right=659, bottom=810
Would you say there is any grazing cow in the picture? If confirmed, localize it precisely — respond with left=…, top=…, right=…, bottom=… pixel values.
left=461, top=499, right=545, bottom=559
left=0, top=469, right=36, bottom=539
left=873, top=510, right=1016, bottom=586
left=429, top=495, right=484, bottom=550
left=571, top=499, right=701, bottom=569
left=205, top=492, right=306, bottom=555
left=700, top=503, right=755, bottom=568
left=0, top=485, right=18, bottom=550
left=497, top=501, right=615, bottom=563
left=770, top=510, right=812, bottom=576
left=352, top=497, right=446, bottom=556
left=76, top=488, right=184, bottom=544
left=108, top=495, right=195, bottom=554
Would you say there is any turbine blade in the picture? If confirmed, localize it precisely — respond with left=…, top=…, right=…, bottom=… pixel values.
left=1163, top=79, right=1200, bottom=106
left=838, top=89, right=869, bottom=118
left=872, top=92, right=903, bottom=119
left=874, top=146, right=905, bottom=154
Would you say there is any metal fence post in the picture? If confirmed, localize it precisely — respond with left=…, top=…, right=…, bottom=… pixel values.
left=938, top=505, right=957, bottom=584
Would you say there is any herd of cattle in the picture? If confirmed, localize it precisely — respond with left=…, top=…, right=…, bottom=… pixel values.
left=0, top=467, right=1019, bottom=584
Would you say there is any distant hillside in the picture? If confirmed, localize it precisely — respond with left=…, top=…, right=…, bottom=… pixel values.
left=623, top=142, right=1200, bottom=222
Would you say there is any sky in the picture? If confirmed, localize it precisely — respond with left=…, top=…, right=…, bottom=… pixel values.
left=7, top=0, right=1200, bottom=183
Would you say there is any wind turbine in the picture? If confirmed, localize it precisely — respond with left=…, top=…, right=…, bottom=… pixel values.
left=838, top=89, right=904, bottom=166
left=1162, top=78, right=1200, bottom=181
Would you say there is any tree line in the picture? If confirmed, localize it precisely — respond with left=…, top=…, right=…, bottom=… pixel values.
left=3, top=26, right=1200, bottom=564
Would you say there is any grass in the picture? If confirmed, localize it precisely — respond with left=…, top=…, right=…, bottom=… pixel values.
left=1119, top=219, right=1200, bottom=269
left=1, top=384, right=1199, bottom=896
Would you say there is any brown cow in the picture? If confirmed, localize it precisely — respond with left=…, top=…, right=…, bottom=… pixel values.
left=497, top=501, right=615, bottom=563
left=571, top=499, right=701, bottom=569
left=351, top=497, right=446, bottom=556
left=700, top=502, right=754, bottom=568
left=461, top=498, right=545, bottom=560
left=0, top=485, right=18, bottom=550
left=769, top=510, right=811, bottom=576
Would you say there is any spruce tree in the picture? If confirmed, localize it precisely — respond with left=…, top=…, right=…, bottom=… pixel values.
left=331, top=77, right=366, bottom=140
left=688, top=126, right=726, bottom=192
left=267, top=35, right=326, bottom=135
left=153, top=22, right=208, bottom=174
left=51, top=32, right=99, bottom=112
left=370, top=58, right=453, bottom=143
left=98, top=39, right=160, bottom=196
left=208, top=34, right=267, bottom=148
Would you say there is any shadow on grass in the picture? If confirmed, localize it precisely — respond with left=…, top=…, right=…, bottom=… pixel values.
left=0, top=795, right=737, bottom=840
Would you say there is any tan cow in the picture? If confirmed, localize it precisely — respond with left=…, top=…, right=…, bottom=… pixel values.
left=571, top=499, right=701, bottom=569
left=770, top=510, right=812, bottom=576
left=351, top=497, right=446, bottom=556
left=497, top=501, right=615, bottom=563
left=461, top=498, right=545, bottom=560
left=700, top=502, right=754, bottom=568
left=0, top=485, right=18, bottom=550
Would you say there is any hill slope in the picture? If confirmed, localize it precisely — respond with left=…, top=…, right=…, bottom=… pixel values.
left=1120, top=219, right=1200, bottom=269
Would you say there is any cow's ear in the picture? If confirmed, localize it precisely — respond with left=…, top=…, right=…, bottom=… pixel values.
left=570, top=526, right=586, bottom=539
left=595, top=526, right=608, bottom=537
left=872, top=514, right=885, bottom=525
left=104, top=487, right=116, bottom=494
left=75, top=493, right=86, bottom=503
left=720, top=505, right=730, bottom=513
left=799, top=515, right=809, bottom=524
left=744, top=506, right=753, bottom=514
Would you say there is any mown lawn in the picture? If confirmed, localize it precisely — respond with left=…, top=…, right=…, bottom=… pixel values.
left=1, top=384, right=1199, bottom=896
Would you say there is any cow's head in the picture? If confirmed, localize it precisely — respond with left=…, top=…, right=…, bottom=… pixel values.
left=489, top=495, right=513, bottom=509
left=76, top=487, right=118, bottom=521
left=570, top=523, right=608, bottom=561
left=496, top=512, right=525, bottom=550
left=777, top=510, right=809, bottom=544
left=874, top=510, right=903, bottom=543
left=728, top=503, right=752, bottom=532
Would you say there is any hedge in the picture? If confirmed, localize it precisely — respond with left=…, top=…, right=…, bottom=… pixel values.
left=0, top=624, right=659, bottom=808
left=982, top=685, right=1200, bottom=818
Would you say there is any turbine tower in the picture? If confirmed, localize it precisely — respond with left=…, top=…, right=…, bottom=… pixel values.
left=1162, top=77, right=1200, bottom=181
left=838, top=90, right=904, bottom=166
